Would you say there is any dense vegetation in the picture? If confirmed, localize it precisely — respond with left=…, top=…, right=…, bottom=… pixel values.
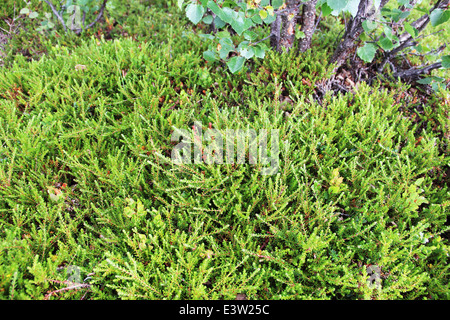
left=0, top=0, right=449, bottom=300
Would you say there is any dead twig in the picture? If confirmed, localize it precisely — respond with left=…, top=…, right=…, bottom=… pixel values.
left=44, top=279, right=91, bottom=300
left=392, top=61, right=442, bottom=81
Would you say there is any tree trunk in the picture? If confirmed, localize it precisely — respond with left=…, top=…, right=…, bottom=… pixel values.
left=278, top=0, right=300, bottom=53
left=329, top=0, right=388, bottom=71
left=270, top=0, right=300, bottom=53
left=270, top=14, right=282, bottom=51
left=298, top=0, right=318, bottom=52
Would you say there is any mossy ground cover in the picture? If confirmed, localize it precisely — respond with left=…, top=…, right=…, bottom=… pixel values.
left=0, top=1, right=449, bottom=299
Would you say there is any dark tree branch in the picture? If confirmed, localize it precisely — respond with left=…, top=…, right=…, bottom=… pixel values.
left=253, top=35, right=272, bottom=45
left=44, top=0, right=67, bottom=32
left=86, top=0, right=108, bottom=30
left=392, top=62, right=442, bottom=81
left=378, top=0, right=449, bottom=73
left=330, top=0, right=389, bottom=71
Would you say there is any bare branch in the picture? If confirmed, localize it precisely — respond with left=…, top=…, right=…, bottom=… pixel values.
left=253, top=35, right=271, bottom=45
left=379, top=0, right=449, bottom=73
left=392, top=62, right=443, bottom=81
left=44, top=0, right=67, bottom=32
left=86, top=0, right=108, bottom=30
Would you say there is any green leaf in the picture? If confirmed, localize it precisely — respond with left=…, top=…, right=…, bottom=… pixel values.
left=220, top=7, right=236, bottom=24
left=321, top=3, right=333, bottom=17
left=177, top=0, right=184, bottom=10
left=19, top=8, right=30, bottom=15
left=243, top=30, right=258, bottom=41
left=431, top=81, right=444, bottom=92
left=214, top=16, right=226, bottom=29
left=29, top=11, right=39, bottom=19
left=259, top=9, right=268, bottom=20
left=378, top=37, right=394, bottom=51
left=185, top=3, right=205, bottom=25
left=203, top=50, right=218, bottom=62
left=203, top=15, right=214, bottom=24
left=207, top=0, right=221, bottom=15
left=327, top=0, right=349, bottom=12
left=362, top=20, right=378, bottom=32
left=442, top=55, right=450, bottom=69
left=272, top=0, right=284, bottom=9
left=198, top=33, right=215, bottom=40
left=295, top=30, right=305, bottom=39
left=383, top=26, right=394, bottom=40
left=239, top=47, right=254, bottom=59
left=413, top=44, right=423, bottom=53
left=230, top=15, right=253, bottom=35
left=227, top=56, right=245, bottom=73
left=253, top=44, right=266, bottom=59
left=342, top=0, right=359, bottom=17
left=430, top=9, right=450, bottom=27
left=357, top=43, right=377, bottom=62
left=251, top=13, right=263, bottom=24
left=217, top=30, right=231, bottom=39
left=416, top=77, right=433, bottom=84
left=359, top=32, right=370, bottom=41
left=404, top=23, right=418, bottom=38
left=263, top=13, right=277, bottom=24
left=219, top=38, right=235, bottom=59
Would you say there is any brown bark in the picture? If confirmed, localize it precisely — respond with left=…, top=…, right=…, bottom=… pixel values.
left=298, top=0, right=318, bottom=52
left=278, top=0, right=300, bottom=53
left=329, top=0, right=389, bottom=71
